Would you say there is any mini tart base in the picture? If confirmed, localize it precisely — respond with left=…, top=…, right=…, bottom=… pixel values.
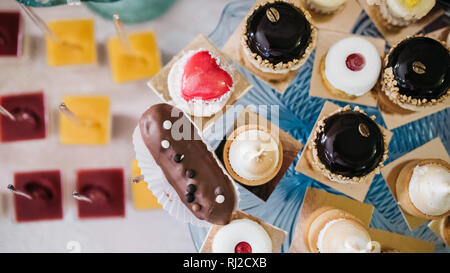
left=223, top=124, right=283, bottom=186
left=395, top=158, right=450, bottom=220
left=240, top=0, right=317, bottom=76
left=381, top=35, right=450, bottom=111
left=319, top=54, right=358, bottom=100
left=239, top=46, right=291, bottom=82
left=302, top=207, right=365, bottom=253
left=310, top=105, right=389, bottom=184
left=440, top=216, right=450, bottom=246
left=306, top=0, right=345, bottom=15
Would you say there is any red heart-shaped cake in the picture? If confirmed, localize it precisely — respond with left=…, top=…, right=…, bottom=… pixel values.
left=181, top=51, right=233, bottom=102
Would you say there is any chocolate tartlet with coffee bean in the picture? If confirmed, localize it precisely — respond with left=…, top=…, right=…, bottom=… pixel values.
left=381, top=36, right=449, bottom=111
left=310, top=106, right=389, bottom=184
left=240, top=0, right=316, bottom=81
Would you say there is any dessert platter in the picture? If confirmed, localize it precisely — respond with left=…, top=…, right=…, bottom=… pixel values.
left=187, top=0, right=450, bottom=253
left=0, top=0, right=449, bottom=253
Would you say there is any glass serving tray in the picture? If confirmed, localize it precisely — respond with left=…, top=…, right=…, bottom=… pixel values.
left=189, top=0, right=450, bottom=253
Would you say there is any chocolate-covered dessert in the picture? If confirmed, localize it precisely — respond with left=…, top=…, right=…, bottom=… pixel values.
left=311, top=106, right=388, bottom=183
left=382, top=36, right=449, bottom=111
left=139, top=103, right=236, bottom=225
left=241, top=0, right=315, bottom=79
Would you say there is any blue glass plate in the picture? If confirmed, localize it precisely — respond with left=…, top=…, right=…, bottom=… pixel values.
left=189, top=0, right=450, bottom=253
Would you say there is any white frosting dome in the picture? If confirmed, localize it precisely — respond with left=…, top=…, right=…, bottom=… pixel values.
left=386, top=0, right=435, bottom=20
left=409, top=164, right=450, bottom=216
left=228, top=129, right=279, bottom=181
left=212, top=219, right=272, bottom=253
left=317, top=218, right=380, bottom=253
left=324, top=37, right=381, bottom=96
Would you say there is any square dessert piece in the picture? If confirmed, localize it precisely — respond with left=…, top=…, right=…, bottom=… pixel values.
left=0, top=91, right=47, bottom=142
left=46, top=19, right=97, bottom=66
left=0, top=11, right=23, bottom=58
left=13, top=170, right=63, bottom=222
left=60, top=96, right=110, bottom=145
left=108, top=32, right=162, bottom=83
left=131, top=160, right=161, bottom=210
left=76, top=168, right=125, bottom=219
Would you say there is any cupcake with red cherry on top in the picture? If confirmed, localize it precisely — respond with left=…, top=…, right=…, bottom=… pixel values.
left=320, top=36, right=382, bottom=99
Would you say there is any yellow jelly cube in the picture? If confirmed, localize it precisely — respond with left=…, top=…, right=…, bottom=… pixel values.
left=131, top=160, right=161, bottom=210
left=46, top=19, right=97, bottom=66
left=60, top=96, right=110, bottom=145
left=108, top=32, right=161, bottom=83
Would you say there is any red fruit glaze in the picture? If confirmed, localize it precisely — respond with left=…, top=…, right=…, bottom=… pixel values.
left=0, top=11, right=23, bottom=57
left=14, top=170, right=63, bottom=222
left=235, top=241, right=252, bottom=253
left=181, top=51, right=233, bottom=102
left=76, top=168, right=125, bottom=219
left=0, top=91, right=46, bottom=142
left=345, top=53, right=365, bottom=72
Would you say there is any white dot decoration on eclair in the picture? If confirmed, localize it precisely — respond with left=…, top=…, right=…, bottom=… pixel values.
left=161, top=140, right=170, bottom=149
left=163, top=120, right=172, bottom=130
left=212, top=219, right=272, bottom=253
left=216, top=195, right=225, bottom=204
left=324, top=37, right=381, bottom=97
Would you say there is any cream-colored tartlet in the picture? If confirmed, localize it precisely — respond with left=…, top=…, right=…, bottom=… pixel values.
left=240, top=0, right=316, bottom=81
left=377, top=0, right=436, bottom=27
left=310, top=105, right=389, bottom=184
left=396, top=158, right=450, bottom=220
left=302, top=207, right=380, bottom=253
left=381, top=35, right=450, bottom=111
left=223, top=124, right=283, bottom=186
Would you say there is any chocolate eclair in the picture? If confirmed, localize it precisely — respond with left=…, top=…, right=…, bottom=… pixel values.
left=381, top=36, right=449, bottom=111
left=311, top=106, right=388, bottom=183
left=241, top=0, right=316, bottom=81
left=139, top=103, right=237, bottom=225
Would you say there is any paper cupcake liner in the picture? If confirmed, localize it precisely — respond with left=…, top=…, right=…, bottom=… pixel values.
left=133, top=125, right=240, bottom=227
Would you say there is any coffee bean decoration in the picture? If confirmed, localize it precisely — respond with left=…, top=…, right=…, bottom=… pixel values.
left=358, top=123, right=370, bottom=138
left=186, top=169, right=196, bottom=178
left=266, top=7, right=280, bottom=23
left=186, top=184, right=197, bottom=194
left=186, top=193, right=195, bottom=203
left=412, top=61, right=426, bottom=75
left=174, top=154, right=184, bottom=163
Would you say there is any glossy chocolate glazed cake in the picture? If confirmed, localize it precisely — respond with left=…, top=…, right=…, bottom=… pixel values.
left=382, top=36, right=449, bottom=111
left=311, top=106, right=388, bottom=183
left=139, top=103, right=236, bottom=225
left=241, top=0, right=316, bottom=74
